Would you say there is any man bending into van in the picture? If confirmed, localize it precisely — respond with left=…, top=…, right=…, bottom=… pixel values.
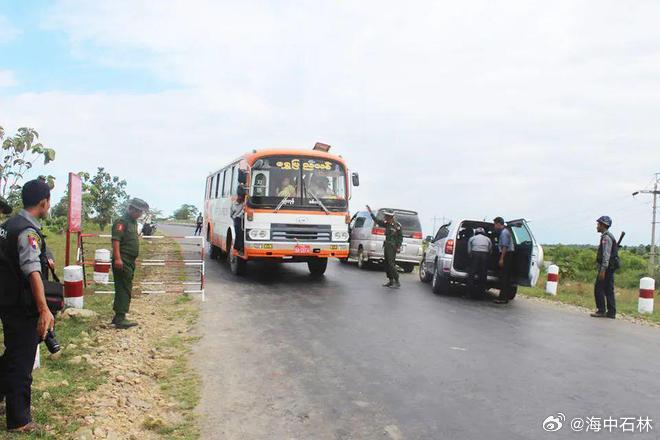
left=466, top=227, right=492, bottom=299
left=493, top=217, right=515, bottom=304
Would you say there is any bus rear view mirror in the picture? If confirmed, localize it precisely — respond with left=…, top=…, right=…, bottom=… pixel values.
left=352, top=172, right=360, bottom=187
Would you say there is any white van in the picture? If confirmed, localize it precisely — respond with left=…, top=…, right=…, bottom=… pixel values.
left=347, top=208, right=424, bottom=272
left=419, top=218, right=543, bottom=297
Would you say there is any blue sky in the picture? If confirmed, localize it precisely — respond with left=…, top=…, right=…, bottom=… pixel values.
left=1, top=0, right=660, bottom=245
left=0, top=0, right=174, bottom=94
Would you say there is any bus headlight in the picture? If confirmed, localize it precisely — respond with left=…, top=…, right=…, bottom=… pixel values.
left=332, top=230, right=350, bottom=241
left=248, top=229, right=270, bottom=240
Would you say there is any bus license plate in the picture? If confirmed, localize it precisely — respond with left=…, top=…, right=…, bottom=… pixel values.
left=294, top=245, right=311, bottom=254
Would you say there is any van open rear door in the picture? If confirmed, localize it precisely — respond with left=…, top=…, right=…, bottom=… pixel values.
left=508, top=219, right=542, bottom=287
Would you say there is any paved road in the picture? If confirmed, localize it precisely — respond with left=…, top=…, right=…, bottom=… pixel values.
left=163, top=225, right=660, bottom=440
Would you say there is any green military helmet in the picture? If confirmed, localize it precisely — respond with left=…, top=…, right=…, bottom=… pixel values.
left=128, top=198, right=150, bottom=213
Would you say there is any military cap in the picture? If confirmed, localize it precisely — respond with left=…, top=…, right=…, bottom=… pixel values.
left=382, top=209, right=395, bottom=217
left=0, top=197, right=12, bottom=215
left=128, top=198, right=150, bottom=212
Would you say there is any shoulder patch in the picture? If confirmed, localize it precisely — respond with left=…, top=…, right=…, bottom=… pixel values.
left=27, top=231, right=41, bottom=251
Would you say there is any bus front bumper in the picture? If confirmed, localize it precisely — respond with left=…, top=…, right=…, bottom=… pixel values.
left=244, top=241, right=349, bottom=259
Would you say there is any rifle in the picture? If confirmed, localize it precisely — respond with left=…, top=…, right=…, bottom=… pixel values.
left=617, top=231, right=626, bottom=247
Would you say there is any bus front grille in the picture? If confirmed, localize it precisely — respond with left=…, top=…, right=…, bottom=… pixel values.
left=271, top=223, right=332, bottom=242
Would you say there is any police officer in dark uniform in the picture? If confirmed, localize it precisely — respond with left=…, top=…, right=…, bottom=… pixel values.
left=0, top=179, right=55, bottom=433
left=367, top=205, right=403, bottom=288
left=591, top=215, right=618, bottom=319
left=111, top=198, right=149, bottom=329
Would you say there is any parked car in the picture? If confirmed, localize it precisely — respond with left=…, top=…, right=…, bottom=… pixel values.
left=347, top=208, right=423, bottom=272
left=419, top=218, right=543, bottom=297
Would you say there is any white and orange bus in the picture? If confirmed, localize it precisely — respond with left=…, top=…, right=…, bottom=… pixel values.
left=204, top=144, right=359, bottom=276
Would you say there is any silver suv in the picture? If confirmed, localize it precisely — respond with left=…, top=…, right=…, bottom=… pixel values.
left=419, top=218, right=543, bottom=297
left=348, top=208, right=423, bottom=272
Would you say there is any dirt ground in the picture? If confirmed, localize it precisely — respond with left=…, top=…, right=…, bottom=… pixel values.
left=41, top=289, right=200, bottom=440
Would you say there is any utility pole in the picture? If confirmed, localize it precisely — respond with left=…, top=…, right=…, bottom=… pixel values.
left=633, top=172, right=660, bottom=274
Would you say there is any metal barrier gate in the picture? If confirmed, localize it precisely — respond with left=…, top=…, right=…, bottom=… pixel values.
left=77, top=233, right=206, bottom=302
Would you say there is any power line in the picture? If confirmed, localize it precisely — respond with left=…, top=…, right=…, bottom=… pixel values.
left=633, top=172, right=660, bottom=275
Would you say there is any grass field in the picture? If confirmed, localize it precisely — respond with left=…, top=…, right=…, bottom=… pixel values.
left=0, top=225, right=201, bottom=439
left=523, top=244, right=659, bottom=323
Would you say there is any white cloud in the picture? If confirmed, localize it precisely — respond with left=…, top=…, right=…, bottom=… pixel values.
left=2, top=0, right=659, bottom=244
left=0, top=70, right=18, bottom=87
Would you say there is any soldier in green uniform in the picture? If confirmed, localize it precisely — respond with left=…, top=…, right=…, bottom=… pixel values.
left=367, top=205, right=403, bottom=288
left=111, top=198, right=149, bottom=329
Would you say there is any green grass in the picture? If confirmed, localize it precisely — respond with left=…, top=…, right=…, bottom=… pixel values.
left=529, top=245, right=660, bottom=323
left=0, top=294, right=113, bottom=439
left=520, top=281, right=660, bottom=324
left=0, top=227, right=202, bottom=439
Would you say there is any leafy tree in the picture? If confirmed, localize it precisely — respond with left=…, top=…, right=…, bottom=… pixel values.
left=0, top=126, right=56, bottom=207
left=173, top=204, right=199, bottom=220
left=82, top=168, right=128, bottom=230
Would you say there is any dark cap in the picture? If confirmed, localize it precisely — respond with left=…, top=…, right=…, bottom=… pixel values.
left=22, top=179, right=51, bottom=208
left=0, top=197, right=12, bottom=215
left=493, top=216, right=505, bottom=225
left=128, top=198, right=150, bottom=212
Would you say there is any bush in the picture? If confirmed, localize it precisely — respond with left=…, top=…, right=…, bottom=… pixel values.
left=543, top=245, right=658, bottom=289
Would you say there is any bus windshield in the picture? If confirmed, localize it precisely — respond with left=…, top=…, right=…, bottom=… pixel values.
left=249, top=155, right=347, bottom=211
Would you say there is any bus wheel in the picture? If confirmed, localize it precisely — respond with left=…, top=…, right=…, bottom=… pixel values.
left=210, top=244, right=220, bottom=260
left=308, top=258, right=328, bottom=277
left=228, top=239, right=246, bottom=275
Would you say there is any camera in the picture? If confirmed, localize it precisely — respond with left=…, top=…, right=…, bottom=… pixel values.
left=43, top=330, right=61, bottom=354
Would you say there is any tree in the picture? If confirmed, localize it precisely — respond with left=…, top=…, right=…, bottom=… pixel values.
left=82, top=168, right=128, bottom=230
left=173, top=204, right=199, bottom=220
left=0, top=126, right=56, bottom=207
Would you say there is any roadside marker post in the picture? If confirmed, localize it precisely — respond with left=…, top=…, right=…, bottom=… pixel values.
left=64, top=265, right=85, bottom=309
left=545, top=265, right=559, bottom=295
left=93, top=248, right=111, bottom=284
left=638, top=277, right=655, bottom=314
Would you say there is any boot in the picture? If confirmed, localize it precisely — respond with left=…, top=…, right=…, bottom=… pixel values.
left=383, top=279, right=393, bottom=287
left=114, top=317, right=138, bottom=329
left=391, top=280, right=401, bottom=289
left=590, top=311, right=607, bottom=318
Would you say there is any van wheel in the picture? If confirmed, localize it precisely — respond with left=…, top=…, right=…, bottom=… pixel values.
left=401, top=263, right=415, bottom=273
left=357, top=248, right=370, bottom=270
left=419, top=258, right=432, bottom=283
left=228, top=239, right=246, bottom=276
left=432, top=266, right=449, bottom=295
left=308, top=258, right=328, bottom=276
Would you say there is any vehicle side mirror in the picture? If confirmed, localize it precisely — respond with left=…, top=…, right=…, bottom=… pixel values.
left=238, top=170, right=248, bottom=184
left=351, top=172, right=360, bottom=187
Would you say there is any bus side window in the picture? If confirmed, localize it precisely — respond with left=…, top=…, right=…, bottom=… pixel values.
left=206, top=177, right=212, bottom=199
left=222, top=169, right=230, bottom=197
left=214, top=173, right=220, bottom=198
left=230, top=166, right=237, bottom=196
